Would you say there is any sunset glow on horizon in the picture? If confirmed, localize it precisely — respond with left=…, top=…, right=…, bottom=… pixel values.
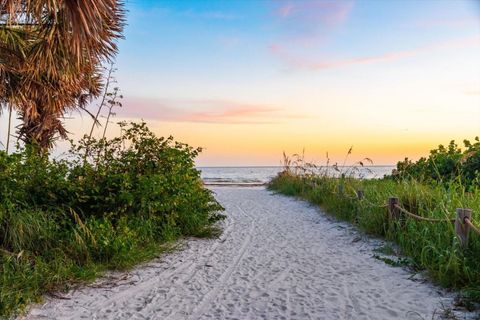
left=3, top=0, right=479, bottom=166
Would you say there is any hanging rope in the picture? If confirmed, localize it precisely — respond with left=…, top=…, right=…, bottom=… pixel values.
left=465, top=217, right=480, bottom=235
left=393, top=204, right=455, bottom=223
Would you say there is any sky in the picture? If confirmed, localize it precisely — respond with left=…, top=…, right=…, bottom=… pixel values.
left=2, top=0, right=480, bottom=166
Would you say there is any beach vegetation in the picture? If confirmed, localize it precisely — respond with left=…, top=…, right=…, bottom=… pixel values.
left=0, top=121, right=224, bottom=317
left=269, top=142, right=480, bottom=303
left=391, top=137, right=480, bottom=189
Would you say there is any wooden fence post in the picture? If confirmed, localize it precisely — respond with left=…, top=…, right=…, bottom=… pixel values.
left=388, top=197, right=400, bottom=220
left=455, top=208, right=472, bottom=247
left=338, top=184, right=344, bottom=196
left=354, top=190, right=364, bottom=225
left=356, top=190, right=364, bottom=200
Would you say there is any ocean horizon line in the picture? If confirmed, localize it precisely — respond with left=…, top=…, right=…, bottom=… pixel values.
left=197, top=165, right=396, bottom=169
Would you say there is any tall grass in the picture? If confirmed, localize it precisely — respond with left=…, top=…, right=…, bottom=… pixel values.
left=269, top=154, right=480, bottom=304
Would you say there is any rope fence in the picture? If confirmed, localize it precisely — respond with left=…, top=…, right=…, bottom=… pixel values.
left=339, top=186, right=480, bottom=248
left=465, top=217, right=480, bottom=237
left=393, top=204, right=455, bottom=223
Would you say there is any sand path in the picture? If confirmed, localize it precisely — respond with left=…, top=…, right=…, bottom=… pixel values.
left=26, top=187, right=457, bottom=320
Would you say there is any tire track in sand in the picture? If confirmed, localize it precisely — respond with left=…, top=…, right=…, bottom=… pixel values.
left=184, top=205, right=256, bottom=320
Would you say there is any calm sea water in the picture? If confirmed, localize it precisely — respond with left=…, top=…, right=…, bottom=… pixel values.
left=199, top=166, right=396, bottom=186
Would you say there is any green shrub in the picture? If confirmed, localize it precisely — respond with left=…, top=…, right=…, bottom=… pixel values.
left=391, top=138, right=480, bottom=189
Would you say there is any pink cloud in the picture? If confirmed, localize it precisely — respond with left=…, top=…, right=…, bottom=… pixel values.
left=275, top=1, right=354, bottom=27
left=271, top=35, right=480, bottom=71
left=117, top=98, right=305, bottom=124
left=182, top=103, right=280, bottom=123
left=277, top=3, right=295, bottom=18
left=272, top=0, right=354, bottom=46
left=114, top=97, right=181, bottom=120
left=271, top=1, right=355, bottom=58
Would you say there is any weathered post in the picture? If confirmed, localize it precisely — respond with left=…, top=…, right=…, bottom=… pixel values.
left=338, top=184, right=344, bottom=196
left=356, top=190, right=365, bottom=200
left=354, top=190, right=364, bottom=225
left=388, top=197, right=400, bottom=220
left=455, top=208, right=472, bottom=247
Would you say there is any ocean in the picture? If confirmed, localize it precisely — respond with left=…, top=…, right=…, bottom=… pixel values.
left=199, top=166, right=396, bottom=186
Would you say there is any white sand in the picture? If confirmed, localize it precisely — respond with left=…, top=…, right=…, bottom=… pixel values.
left=24, top=187, right=466, bottom=319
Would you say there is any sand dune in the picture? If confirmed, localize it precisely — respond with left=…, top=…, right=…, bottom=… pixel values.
left=25, top=187, right=465, bottom=319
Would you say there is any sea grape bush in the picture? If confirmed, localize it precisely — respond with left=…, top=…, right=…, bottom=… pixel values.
left=68, top=121, right=224, bottom=226
left=0, top=121, right=223, bottom=228
left=391, top=137, right=480, bottom=188
left=0, top=121, right=224, bottom=316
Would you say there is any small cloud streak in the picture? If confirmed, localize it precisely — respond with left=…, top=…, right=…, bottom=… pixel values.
left=183, top=103, right=280, bottom=124
left=118, top=98, right=305, bottom=124
left=272, top=0, right=354, bottom=46
left=277, top=3, right=295, bottom=18
left=275, top=0, right=354, bottom=28
left=271, top=36, right=480, bottom=71
left=270, top=1, right=355, bottom=66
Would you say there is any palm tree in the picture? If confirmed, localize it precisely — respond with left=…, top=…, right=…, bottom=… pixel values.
left=0, top=0, right=125, bottom=150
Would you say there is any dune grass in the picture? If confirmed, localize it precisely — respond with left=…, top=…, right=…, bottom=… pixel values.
left=269, top=171, right=480, bottom=306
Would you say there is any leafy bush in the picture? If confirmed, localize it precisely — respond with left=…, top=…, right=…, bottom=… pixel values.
left=0, top=121, right=224, bottom=317
left=391, top=138, right=480, bottom=188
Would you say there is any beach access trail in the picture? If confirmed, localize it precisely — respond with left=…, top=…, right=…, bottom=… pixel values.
left=26, top=187, right=456, bottom=319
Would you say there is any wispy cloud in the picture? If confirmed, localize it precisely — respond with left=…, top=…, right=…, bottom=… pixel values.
left=273, top=0, right=354, bottom=42
left=275, top=0, right=353, bottom=26
left=182, top=102, right=280, bottom=124
left=269, top=1, right=355, bottom=70
left=115, top=97, right=180, bottom=121
left=270, top=35, right=480, bottom=71
left=118, top=98, right=304, bottom=124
